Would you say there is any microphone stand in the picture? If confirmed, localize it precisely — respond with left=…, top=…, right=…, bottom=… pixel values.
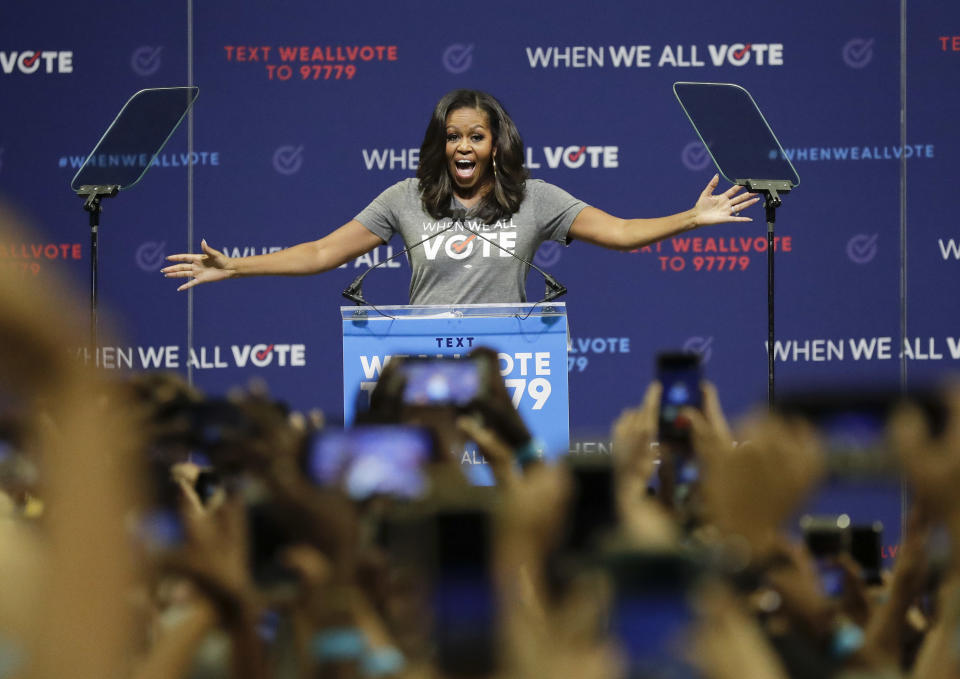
left=343, top=210, right=567, bottom=312
left=342, top=220, right=460, bottom=309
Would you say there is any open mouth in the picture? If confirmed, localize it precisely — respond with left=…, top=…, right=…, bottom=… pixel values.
left=454, top=159, right=476, bottom=179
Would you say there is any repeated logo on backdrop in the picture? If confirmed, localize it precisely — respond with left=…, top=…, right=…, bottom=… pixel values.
left=223, top=44, right=399, bottom=81
left=273, top=145, right=304, bottom=175
left=683, top=336, right=714, bottom=364
left=131, top=46, right=163, bottom=76
left=681, top=141, right=713, bottom=171
left=136, top=241, right=167, bottom=272
left=442, top=44, right=474, bottom=73
left=846, top=234, right=879, bottom=265
left=842, top=38, right=875, bottom=68
left=533, top=240, right=563, bottom=268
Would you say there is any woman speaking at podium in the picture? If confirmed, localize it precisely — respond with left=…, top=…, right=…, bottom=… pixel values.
left=162, top=89, right=758, bottom=303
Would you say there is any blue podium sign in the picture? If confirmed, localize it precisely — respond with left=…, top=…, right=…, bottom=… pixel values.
left=342, top=303, right=569, bottom=482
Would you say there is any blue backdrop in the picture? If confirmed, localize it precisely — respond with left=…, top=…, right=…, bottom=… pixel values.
left=2, top=0, right=957, bottom=552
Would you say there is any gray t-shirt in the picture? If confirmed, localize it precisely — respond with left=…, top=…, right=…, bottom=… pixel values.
left=354, top=178, right=588, bottom=305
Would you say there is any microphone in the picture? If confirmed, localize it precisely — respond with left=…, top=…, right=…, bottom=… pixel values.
left=342, top=209, right=568, bottom=305
left=448, top=209, right=568, bottom=304
left=342, top=218, right=459, bottom=305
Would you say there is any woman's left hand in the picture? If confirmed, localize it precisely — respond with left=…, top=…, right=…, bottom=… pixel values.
left=693, top=174, right=760, bottom=226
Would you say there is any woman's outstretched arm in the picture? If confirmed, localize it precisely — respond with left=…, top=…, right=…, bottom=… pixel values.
left=568, top=175, right=759, bottom=251
left=161, top=219, right=384, bottom=291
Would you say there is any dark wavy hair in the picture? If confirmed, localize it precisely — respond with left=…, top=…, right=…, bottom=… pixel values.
left=417, top=90, right=528, bottom=224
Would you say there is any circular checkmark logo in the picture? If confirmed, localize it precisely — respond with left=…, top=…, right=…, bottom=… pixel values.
left=681, top=141, right=711, bottom=171
left=846, top=234, right=879, bottom=264
left=273, top=145, right=304, bottom=175
left=683, top=336, right=714, bottom=364
left=131, top=46, right=164, bottom=76
left=534, top=240, right=563, bottom=268
left=442, top=44, right=474, bottom=74
left=136, top=241, right=167, bottom=272
left=842, top=38, right=874, bottom=69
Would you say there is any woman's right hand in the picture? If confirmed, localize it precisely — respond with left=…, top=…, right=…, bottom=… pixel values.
left=161, top=239, right=234, bottom=291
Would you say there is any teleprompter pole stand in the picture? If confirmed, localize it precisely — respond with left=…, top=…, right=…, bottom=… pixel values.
left=75, top=184, right=119, bottom=358
left=741, top=179, right=792, bottom=408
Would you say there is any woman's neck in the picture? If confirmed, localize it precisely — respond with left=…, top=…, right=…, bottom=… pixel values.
left=454, top=193, right=482, bottom=209
left=453, top=181, right=491, bottom=209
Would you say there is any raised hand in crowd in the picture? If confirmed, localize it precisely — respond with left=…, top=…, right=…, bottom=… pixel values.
left=611, top=381, right=661, bottom=497
left=893, top=389, right=960, bottom=534
left=465, top=347, right=537, bottom=455
left=456, top=346, right=540, bottom=488
left=692, top=409, right=825, bottom=558
left=137, top=476, right=267, bottom=679
left=860, top=506, right=933, bottom=670
left=169, top=480, right=261, bottom=633
left=686, top=380, right=734, bottom=455
left=282, top=543, right=405, bottom=679
left=610, top=381, right=678, bottom=548
left=456, top=414, right=521, bottom=490
left=909, top=574, right=960, bottom=679
left=224, top=382, right=363, bottom=583
left=758, top=537, right=841, bottom=650
left=366, top=355, right=466, bottom=473
left=691, top=585, right=790, bottom=679
left=889, top=390, right=960, bottom=679
left=491, top=463, right=603, bottom=679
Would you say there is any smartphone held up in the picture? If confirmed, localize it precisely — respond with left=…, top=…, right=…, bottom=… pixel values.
left=656, top=352, right=702, bottom=443
left=656, top=352, right=703, bottom=486
left=400, top=356, right=484, bottom=408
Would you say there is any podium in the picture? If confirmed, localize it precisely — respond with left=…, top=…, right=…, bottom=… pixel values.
left=342, top=303, right=569, bottom=483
